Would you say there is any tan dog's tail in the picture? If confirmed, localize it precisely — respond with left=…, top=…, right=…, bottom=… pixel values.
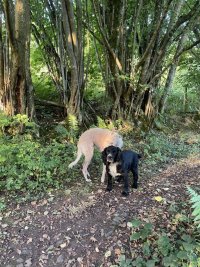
left=68, top=148, right=82, bottom=168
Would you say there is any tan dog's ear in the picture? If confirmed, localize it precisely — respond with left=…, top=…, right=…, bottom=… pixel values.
left=102, top=147, right=108, bottom=164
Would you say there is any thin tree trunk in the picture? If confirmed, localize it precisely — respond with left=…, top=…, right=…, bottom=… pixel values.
left=61, top=0, right=84, bottom=119
left=158, top=33, right=188, bottom=113
left=0, top=11, right=4, bottom=110
left=184, top=87, right=189, bottom=113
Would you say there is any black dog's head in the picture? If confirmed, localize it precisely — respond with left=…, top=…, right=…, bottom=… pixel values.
left=102, top=146, right=121, bottom=164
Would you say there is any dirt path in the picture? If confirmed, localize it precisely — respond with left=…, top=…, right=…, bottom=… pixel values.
left=0, top=156, right=200, bottom=267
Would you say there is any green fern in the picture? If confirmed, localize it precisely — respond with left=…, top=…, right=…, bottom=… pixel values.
left=65, top=114, right=79, bottom=143
left=187, top=187, right=200, bottom=228
left=66, top=114, right=79, bottom=132
left=97, top=116, right=107, bottom=129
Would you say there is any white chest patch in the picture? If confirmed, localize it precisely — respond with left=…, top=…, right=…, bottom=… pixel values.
left=108, top=162, right=121, bottom=178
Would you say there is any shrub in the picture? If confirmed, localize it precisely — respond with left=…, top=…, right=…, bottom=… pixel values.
left=0, top=112, right=76, bottom=195
left=0, top=137, right=75, bottom=194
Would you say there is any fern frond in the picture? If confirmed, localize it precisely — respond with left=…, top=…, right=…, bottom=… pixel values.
left=67, top=114, right=79, bottom=132
left=187, top=187, right=200, bottom=228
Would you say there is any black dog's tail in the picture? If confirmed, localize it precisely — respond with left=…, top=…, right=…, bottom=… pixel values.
left=138, top=154, right=142, bottom=159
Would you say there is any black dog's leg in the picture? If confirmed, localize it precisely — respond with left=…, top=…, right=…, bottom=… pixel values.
left=122, top=172, right=129, bottom=196
left=106, top=173, right=113, bottom=192
left=116, top=175, right=123, bottom=183
left=132, top=168, right=138, bottom=189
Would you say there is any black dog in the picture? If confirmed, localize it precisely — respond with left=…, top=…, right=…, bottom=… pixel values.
left=102, top=145, right=141, bottom=196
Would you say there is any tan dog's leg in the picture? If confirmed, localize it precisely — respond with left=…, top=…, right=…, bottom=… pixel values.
left=101, top=164, right=106, bottom=183
left=81, top=144, right=94, bottom=182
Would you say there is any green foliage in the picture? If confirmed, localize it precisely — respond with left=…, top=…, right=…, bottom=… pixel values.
left=97, top=116, right=108, bottom=129
left=0, top=112, right=37, bottom=137
left=96, top=116, right=123, bottom=130
left=0, top=113, right=77, bottom=195
left=66, top=114, right=79, bottom=142
left=166, top=51, right=200, bottom=114
left=115, top=194, right=200, bottom=267
left=54, top=114, right=80, bottom=143
left=117, top=255, right=133, bottom=267
left=157, top=235, right=171, bottom=256
left=0, top=137, right=75, bottom=194
left=67, top=114, right=79, bottom=132
left=31, top=40, right=59, bottom=101
left=54, top=124, right=69, bottom=138
left=187, top=187, right=200, bottom=228
left=130, top=222, right=153, bottom=241
left=0, top=198, right=6, bottom=211
left=142, top=131, right=200, bottom=165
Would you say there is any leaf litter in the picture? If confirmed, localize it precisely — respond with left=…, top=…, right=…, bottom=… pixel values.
left=0, top=156, right=199, bottom=266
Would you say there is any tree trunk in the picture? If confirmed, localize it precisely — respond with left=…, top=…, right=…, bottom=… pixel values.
left=158, top=33, right=188, bottom=114
left=61, top=0, right=84, bottom=120
left=184, top=87, right=189, bottom=113
left=0, top=10, right=4, bottom=111
left=90, top=0, right=200, bottom=123
left=2, top=0, right=36, bottom=119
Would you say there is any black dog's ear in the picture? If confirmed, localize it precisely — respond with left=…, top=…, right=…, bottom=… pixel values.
left=115, top=147, right=122, bottom=162
left=102, top=147, right=108, bottom=165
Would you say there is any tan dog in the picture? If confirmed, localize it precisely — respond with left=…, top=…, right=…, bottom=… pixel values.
left=68, top=128, right=123, bottom=182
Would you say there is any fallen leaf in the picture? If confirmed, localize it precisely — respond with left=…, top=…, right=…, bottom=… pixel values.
left=90, top=236, right=97, bottom=242
left=27, top=237, right=33, bottom=244
left=40, top=199, right=48, bottom=206
left=154, top=196, right=163, bottom=202
left=105, top=250, right=111, bottom=258
left=31, top=201, right=37, bottom=206
left=60, top=243, right=67, bottom=249
left=127, top=222, right=132, bottom=228
left=77, top=257, right=83, bottom=263
left=25, top=258, right=32, bottom=267
left=115, top=248, right=121, bottom=256
left=65, top=189, right=71, bottom=195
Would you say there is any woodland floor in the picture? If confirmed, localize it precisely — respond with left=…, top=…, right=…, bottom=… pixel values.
left=0, top=155, right=200, bottom=267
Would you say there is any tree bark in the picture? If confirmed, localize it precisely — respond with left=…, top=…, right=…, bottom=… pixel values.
left=158, top=33, right=188, bottom=113
left=61, top=0, right=84, bottom=119
left=2, top=0, right=36, bottom=119
left=0, top=9, right=4, bottom=110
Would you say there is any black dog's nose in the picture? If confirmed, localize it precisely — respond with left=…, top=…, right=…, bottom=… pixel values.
left=107, top=155, right=113, bottom=160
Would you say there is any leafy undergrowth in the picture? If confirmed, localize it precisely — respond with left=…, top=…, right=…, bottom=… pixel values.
left=116, top=194, right=200, bottom=267
left=0, top=112, right=199, bottom=207
left=0, top=113, right=200, bottom=266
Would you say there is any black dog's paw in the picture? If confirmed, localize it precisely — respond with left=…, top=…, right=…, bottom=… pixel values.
left=116, top=176, right=123, bottom=183
left=122, top=191, right=129, bottom=196
left=132, top=184, right=138, bottom=189
left=106, top=187, right=112, bottom=192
